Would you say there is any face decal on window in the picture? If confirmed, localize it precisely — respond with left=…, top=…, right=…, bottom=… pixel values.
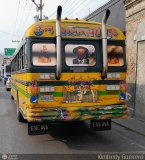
left=65, top=44, right=96, bottom=66
left=32, top=43, right=56, bottom=66
left=107, top=46, right=124, bottom=66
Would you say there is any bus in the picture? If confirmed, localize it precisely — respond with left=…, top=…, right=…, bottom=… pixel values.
left=3, top=64, right=11, bottom=85
left=10, top=6, right=127, bottom=135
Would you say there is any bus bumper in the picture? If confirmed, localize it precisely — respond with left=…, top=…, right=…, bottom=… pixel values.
left=26, top=104, right=128, bottom=122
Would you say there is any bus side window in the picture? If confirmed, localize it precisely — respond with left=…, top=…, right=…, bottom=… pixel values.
left=20, top=49, right=22, bottom=70
left=18, top=51, right=21, bottom=70
left=24, top=45, right=27, bottom=68
left=21, top=46, right=24, bottom=69
left=16, top=55, right=18, bottom=71
left=19, top=46, right=23, bottom=69
left=17, top=53, right=19, bottom=70
left=17, top=54, right=19, bottom=71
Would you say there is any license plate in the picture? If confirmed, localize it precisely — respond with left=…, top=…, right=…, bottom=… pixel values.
left=40, top=95, right=54, bottom=102
left=28, top=122, right=50, bottom=135
left=90, top=119, right=111, bottom=131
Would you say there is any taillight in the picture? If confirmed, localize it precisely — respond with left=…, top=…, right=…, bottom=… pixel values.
left=120, top=81, right=126, bottom=100
left=30, top=80, right=39, bottom=103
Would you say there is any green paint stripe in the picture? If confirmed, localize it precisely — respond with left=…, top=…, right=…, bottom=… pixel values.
left=98, top=91, right=119, bottom=95
left=40, top=92, right=63, bottom=97
left=12, top=83, right=30, bottom=98
left=93, top=110, right=126, bottom=114
left=18, top=87, right=30, bottom=98
left=12, top=84, right=119, bottom=99
left=41, top=91, right=119, bottom=97
left=53, top=92, right=63, bottom=97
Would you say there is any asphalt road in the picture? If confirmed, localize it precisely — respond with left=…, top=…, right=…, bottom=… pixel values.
left=0, top=81, right=145, bottom=158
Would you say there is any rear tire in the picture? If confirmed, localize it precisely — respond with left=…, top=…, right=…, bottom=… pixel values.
left=16, top=92, right=27, bottom=123
left=11, top=95, right=14, bottom=100
left=17, top=106, right=27, bottom=123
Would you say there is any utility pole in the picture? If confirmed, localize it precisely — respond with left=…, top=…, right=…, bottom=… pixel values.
left=40, top=0, right=42, bottom=21
left=32, top=0, right=43, bottom=21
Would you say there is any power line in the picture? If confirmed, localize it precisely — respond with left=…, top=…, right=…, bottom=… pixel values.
left=48, top=0, right=71, bottom=18
left=62, top=0, right=80, bottom=16
left=65, top=0, right=86, bottom=17
left=0, top=30, right=20, bottom=37
left=65, top=0, right=89, bottom=18
left=62, top=0, right=71, bottom=7
left=84, top=0, right=115, bottom=20
left=12, top=0, right=20, bottom=38
left=16, top=0, right=28, bottom=35
left=22, top=2, right=34, bottom=28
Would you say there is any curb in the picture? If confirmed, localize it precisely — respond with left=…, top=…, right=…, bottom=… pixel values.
left=112, top=118, right=145, bottom=137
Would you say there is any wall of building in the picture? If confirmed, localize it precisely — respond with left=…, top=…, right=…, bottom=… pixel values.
left=0, top=54, right=4, bottom=76
left=85, top=0, right=126, bottom=32
left=125, top=0, right=145, bottom=120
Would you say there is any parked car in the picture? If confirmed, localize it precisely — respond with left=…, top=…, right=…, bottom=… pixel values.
left=4, top=75, right=11, bottom=85
left=6, top=77, right=11, bottom=91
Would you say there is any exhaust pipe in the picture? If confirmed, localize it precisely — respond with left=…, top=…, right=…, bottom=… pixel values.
left=101, top=9, right=110, bottom=79
left=56, top=5, right=62, bottom=80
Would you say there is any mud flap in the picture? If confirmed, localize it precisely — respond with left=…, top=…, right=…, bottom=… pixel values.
left=90, top=119, right=111, bottom=131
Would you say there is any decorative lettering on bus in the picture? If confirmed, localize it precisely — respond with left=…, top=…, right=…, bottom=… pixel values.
left=61, top=26, right=101, bottom=38
left=63, top=78, right=98, bottom=103
left=34, top=24, right=54, bottom=36
left=61, top=26, right=118, bottom=39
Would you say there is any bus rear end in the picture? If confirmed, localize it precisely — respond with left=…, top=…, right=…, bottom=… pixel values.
left=27, top=42, right=127, bottom=124
left=14, top=7, right=127, bottom=135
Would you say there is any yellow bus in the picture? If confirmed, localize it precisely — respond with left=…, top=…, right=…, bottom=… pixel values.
left=10, top=6, right=127, bottom=135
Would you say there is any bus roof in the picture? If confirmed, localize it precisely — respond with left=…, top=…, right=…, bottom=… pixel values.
left=25, top=19, right=125, bottom=40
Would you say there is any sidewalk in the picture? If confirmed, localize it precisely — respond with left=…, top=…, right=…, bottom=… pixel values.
left=113, top=117, right=145, bottom=136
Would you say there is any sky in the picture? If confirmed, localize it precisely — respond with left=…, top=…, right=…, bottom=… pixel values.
left=0, top=0, right=110, bottom=55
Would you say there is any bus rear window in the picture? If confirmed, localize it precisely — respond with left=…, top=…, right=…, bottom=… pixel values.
left=107, top=45, right=124, bottom=66
left=65, top=44, right=96, bottom=66
left=32, top=43, right=56, bottom=66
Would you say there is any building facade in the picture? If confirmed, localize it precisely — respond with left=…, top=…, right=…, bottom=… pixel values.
left=85, top=0, right=126, bottom=33
left=124, top=0, right=145, bottom=121
left=0, top=54, right=4, bottom=76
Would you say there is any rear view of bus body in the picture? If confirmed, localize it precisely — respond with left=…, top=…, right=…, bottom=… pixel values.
left=10, top=6, right=127, bottom=135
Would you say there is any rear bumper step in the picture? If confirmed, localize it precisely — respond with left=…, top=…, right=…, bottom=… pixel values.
left=26, top=104, right=128, bottom=122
